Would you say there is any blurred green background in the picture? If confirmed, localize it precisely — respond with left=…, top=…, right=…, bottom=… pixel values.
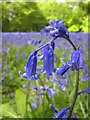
left=2, top=0, right=89, bottom=32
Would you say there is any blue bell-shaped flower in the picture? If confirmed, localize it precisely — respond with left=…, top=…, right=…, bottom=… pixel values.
left=70, top=47, right=82, bottom=71
left=19, top=51, right=39, bottom=80
left=56, top=62, right=71, bottom=79
left=43, top=44, right=54, bottom=80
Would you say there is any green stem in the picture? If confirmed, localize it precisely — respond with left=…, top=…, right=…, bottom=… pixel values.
left=25, top=81, right=30, bottom=114
left=68, top=70, right=79, bottom=118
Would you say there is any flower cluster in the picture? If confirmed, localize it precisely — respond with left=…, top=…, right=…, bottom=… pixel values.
left=44, top=19, right=69, bottom=38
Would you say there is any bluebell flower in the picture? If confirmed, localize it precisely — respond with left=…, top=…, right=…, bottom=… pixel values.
left=42, top=85, right=56, bottom=98
left=45, top=26, right=53, bottom=31
left=51, top=107, right=69, bottom=119
left=56, top=109, right=67, bottom=119
left=52, top=74, right=69, bottom=91
left=2, top=73, right=6, bottom=79
left=55, top=19, right=59, bottom=28
left=47, top=88, right=56, bottom=98
left=22, top=52, right=26, bottom=59
left=34, top=40, right=38, bottom=46
left=70, top=47, right=82, bottom=71
left=56, top=84, right=61, bottom=88
left=0, top=65, right=3, bottom=69
left=83, top=65, right=88, bottom=74
left=49, top=19, right=55, bottom=28
left=19, top=51, right=39, bottom=80
left=50, top=29, right=59, bottom=37
left=60, top=79, right=67, bottom=86
left=56, top=62, right=71, bottom=78
left=31, top=103, right=35, bottom=111
left=26, top=51, right=38, bottom=80
left=2, top=81, right=5, bottom=86
left=80, top=54, right=86, bottom=68
left=34, top=99, right=38, bottom=108
left=49, top=104, right=58, bottom=113
left=27, top=38, right=34, bottom=46
left=42, top=85, right=47, bottom=91
left=23, top=84, right=27, bottom=89
left=42, top=45, right=49, bottom=73
left=40, top=28, right=47, bottom=34
left=16, top=53, right=20, bottom=58
left=46, top=47, right=54, bottom=79
left=52, top=75, right=59, bottom=83
left=5, top=61, right=7, bottom=65
left=38, top=40, right=41, bottom=44
left=85, top=88, right=90, bottom=94
left=57, top=20, right=65, bottom=28
left=81, top=75, right=88, bottom=82
left=33, top=86, right=41, bottom=91
left=0, top=49, right=8, bottom=54
left=61, top=85, right=67, bottom=91
left=31, top=99, right=38, bottom=110
left=10, top=92, right=14, bottom=98
left=42, top=44, right=54, bottom=80
left=51, top=41, right=55, bottom=50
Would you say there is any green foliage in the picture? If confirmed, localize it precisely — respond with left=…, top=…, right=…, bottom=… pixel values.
left=2, top=2, right=48, bottom=32
left=2, top=1, right=89, bottom=32
left=15, top=89, right=26, bottom=117
left=1, top=103, right=19, bottom=118
left=80, top=16, right=88, bottom=32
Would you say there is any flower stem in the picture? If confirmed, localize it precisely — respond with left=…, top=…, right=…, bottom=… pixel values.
left=36, top=37, right=58, bottom=52
left=62, top=35, right=76, bottom=51
left=25, top=81, right=30, bottom=114
left=68, top=70, right=79, bottom=118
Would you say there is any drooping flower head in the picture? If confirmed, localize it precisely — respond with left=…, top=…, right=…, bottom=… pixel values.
left=70, top=46, right=82, bottom=71
left=56, top=62, right=71, bottom=79
left=19, top=51, right=39, bottom=80
left=26, top=51, right=37, bottom=79
left=43, top=44, right=54, bottom=80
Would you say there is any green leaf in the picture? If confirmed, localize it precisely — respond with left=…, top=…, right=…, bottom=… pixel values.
left=79, top=101, right=86, bottom=117
left=15, top=89, right=26, bottom=117
left=1, top=103, right=18, bottom=118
